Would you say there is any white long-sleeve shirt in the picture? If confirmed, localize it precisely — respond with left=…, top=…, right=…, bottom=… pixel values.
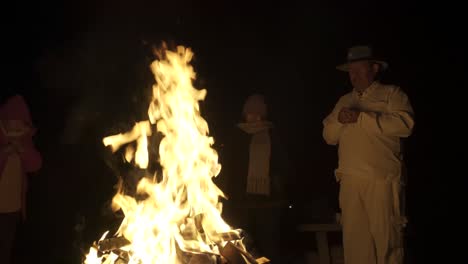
left=323, top=82, right=414, bottom=181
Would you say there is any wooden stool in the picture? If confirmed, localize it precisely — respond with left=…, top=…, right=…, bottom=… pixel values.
left=297, top=224, right=342, bottom=264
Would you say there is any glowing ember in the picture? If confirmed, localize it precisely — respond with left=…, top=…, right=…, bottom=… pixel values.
left=83, top=45, right=249, bottom=264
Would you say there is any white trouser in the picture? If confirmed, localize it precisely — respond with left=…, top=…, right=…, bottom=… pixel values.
left=339, top=175, right=405, bottom=264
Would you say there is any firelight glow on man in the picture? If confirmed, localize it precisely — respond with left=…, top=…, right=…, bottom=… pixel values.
left=323, top=45, right=414, bottom=264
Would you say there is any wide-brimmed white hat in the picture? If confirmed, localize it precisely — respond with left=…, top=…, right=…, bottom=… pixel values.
left=336, top=45, right=388, bottom=72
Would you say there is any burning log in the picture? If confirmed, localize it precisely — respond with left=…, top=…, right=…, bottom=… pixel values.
left=98, top=237, right=131, bottom=252
left=220, top=242, right=252, bottom=264
left=218, top=229, right=243, bottom=242
left=219, top=241, right=270, bottom=264
left=187, top=254, right=218, bottom=264
left=93, top=231, right=270, bottom=264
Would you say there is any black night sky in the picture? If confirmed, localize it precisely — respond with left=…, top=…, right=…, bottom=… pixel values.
left=1, top=0, right=462, bottom=263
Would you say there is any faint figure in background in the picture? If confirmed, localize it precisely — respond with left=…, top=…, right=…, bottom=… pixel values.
left=224, top=93, right=289, bottom=263
left=0, top=94, right=42, bottom=264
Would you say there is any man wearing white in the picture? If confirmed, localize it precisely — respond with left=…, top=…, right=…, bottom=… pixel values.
left=323, top=45, right=414, bottom=264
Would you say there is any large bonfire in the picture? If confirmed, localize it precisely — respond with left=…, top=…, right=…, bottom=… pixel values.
left=83, top=44, right=266, bottom=264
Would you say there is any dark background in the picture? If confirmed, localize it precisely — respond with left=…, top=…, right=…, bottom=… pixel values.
left=2, top=0, right=462, bottom=263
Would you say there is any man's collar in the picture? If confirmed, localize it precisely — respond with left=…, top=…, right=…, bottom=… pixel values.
left=353, top=81, right=379, bottom=96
